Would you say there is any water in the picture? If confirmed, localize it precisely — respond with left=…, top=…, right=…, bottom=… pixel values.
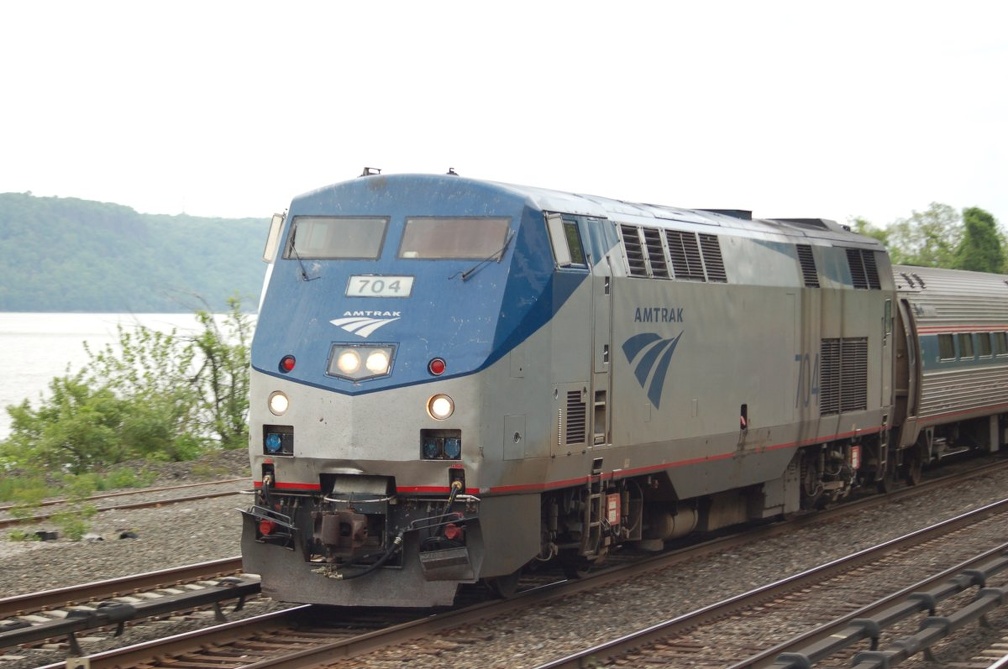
left=0, top=313, right=225, bottom=440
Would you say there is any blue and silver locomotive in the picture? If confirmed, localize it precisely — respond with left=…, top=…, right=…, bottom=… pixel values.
left=241, top=171, right=1008, bottom=607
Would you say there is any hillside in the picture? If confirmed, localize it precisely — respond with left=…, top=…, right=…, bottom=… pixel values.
left=0, top=193, right=268, bottom=312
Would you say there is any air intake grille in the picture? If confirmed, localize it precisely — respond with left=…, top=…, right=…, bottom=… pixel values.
left=796, top=245, right=820, bottom=288
left=565, top=391, right=587, bottom=445
left=642, top=227, right=669, bottom=278
left=820, top=337, right=869, bottom=415
left=840, top=338, right=868, bottom=411
left=862, top=251, right=881, bottom=289
left=620, top=225, right=647, bottom=277
left=699, top=233, right=727, bottom=282
left=846, top=249, right=881, bottom=289
left=667, top=230, right=705, bottom=281
left=820, top=339, right=841, bottom=414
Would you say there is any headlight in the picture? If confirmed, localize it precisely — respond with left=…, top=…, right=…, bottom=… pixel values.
left=337, top=350, right=361, bottom=374
left=428, top=394, right=455, bottom=420
left=268, top=391, right=289, bottom=416
left=328, top=344, right=396, bottom=381
left=365, top=350, right=391, bottom=374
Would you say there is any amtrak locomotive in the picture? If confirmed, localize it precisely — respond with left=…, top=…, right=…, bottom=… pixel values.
left=241, top=171, right=1008, bottom=607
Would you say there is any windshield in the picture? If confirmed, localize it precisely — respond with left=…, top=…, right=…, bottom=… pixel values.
left=399, top=217, right=510, bottom=259
left=285, top=216, right=388, bottom=259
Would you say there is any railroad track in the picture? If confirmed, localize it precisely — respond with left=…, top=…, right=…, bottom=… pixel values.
left=0, top=557, right=245, bottom=619
left=0, top=479, right=249, bottom=532
left=535, top=500, right=1008, bottom=668
left=2, top=456, right=1001, bottom=668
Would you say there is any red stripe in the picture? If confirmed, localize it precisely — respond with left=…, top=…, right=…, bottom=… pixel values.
left=917, top=325, right=1008, bottom=334
left=251, top=424, right=885, bottom=496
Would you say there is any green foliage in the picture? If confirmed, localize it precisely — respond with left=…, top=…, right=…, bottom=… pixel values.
left=954, top=207, right=1004, bottom=273
left=0, top=472, right=46, bottom=503
left=886, top=203, right=962, bottom=268
left=0, top=192, right=268, bottom=312
left=859, top=203, right=1004, bottom=273
left=103, top=467, right=157, bottom=489
left=51, top=504, right=97, bottom=541
left=851, top=217, right=890, bottom=246
left=0, top=302, right=251, bottom=476
left=190, top=299, right=253, bottom=450
left=7, top=529, right=36, bottom=542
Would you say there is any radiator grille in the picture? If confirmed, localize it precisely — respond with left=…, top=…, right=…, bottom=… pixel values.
left=820, top=337, right=869, bottom=414
left=840, top=338, right=868, bottom=411
left=820, top=339, right=841, bottom=414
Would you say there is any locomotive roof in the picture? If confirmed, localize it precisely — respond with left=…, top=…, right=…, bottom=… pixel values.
left=304, top=173, right=882, bottom=251
left=492, top=178, right=877, bottom=249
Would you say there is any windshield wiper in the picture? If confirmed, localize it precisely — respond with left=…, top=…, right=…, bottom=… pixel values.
left=289, top=231, right=318, bottom=281
left=457, top=229, right=515, bottom=282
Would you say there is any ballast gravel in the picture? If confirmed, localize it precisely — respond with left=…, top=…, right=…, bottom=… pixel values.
left=1, top=452, right=1007, bottom=669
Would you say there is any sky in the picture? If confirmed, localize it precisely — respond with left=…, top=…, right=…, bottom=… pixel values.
left=2, top=1, right=1006, bottom=230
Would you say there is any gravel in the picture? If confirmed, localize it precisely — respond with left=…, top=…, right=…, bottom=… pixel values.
left=0, top=450, right=251, bottom=596
left=2, top=454, right=1007, bottom=669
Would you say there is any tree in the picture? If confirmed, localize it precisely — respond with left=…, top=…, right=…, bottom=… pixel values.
left=850, top=216, right=890, bottom=246
left=0, top=301, right=251, bottom=474
left=953, top=207, right=1004, bottom=273
left=191, top=298, right=252, bottom=450
left=886, top=203, right=962, bottom=267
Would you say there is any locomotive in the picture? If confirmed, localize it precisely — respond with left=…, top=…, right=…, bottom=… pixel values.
left=241, top=171, right=1008, bottom=607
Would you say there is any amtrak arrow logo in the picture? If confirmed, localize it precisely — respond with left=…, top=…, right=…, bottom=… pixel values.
left=330, top=315, right=399, bottom=338
left=622, top=331, right=684, bottom=409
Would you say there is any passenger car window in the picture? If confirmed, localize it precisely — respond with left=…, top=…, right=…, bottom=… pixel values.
left=977, top=332, right=992, bottom=357
left=958, top=333, right=975, bottom=359
left=938, top=334, right=955, bottom=360
left=995, top=332, right=1008, bottom=355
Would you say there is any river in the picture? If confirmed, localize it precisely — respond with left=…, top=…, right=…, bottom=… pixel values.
left=0, top=313, right=239, bottom=440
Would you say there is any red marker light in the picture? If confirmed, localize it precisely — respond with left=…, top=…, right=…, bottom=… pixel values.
left=443, top=523, right=463, bottom=541
left=279, top=355, right=296, bottom=373
left=259, top=519, right=277, bottom=536
left=428, top=358, right=446, bottom=376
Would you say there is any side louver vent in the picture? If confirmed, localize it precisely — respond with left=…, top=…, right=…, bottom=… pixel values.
left=620, top=225, right=648, bottom=277
left=796, top=245, right=820, bottom=288
left=820, top=337, right=869, bottom=415
left=840, top=338, right=868, bottom=412
left=667, top=230, right=705, bottom=281
left=642, top=227, right=669, bottom=278
left=565, top=390, right=587, bottom=445
left=699, top=233, right=727, bottom=282
left=846, top=249, right=881, bottom=290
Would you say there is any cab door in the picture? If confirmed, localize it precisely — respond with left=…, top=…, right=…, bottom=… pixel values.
left=591, top=250, right=613, bottom=446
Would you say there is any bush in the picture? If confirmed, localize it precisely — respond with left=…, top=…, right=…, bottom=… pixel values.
left=0, top=299, right=251, bottom=477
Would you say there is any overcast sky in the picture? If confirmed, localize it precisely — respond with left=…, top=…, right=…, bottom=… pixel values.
left=2, top=1, right=1005, bottom=230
